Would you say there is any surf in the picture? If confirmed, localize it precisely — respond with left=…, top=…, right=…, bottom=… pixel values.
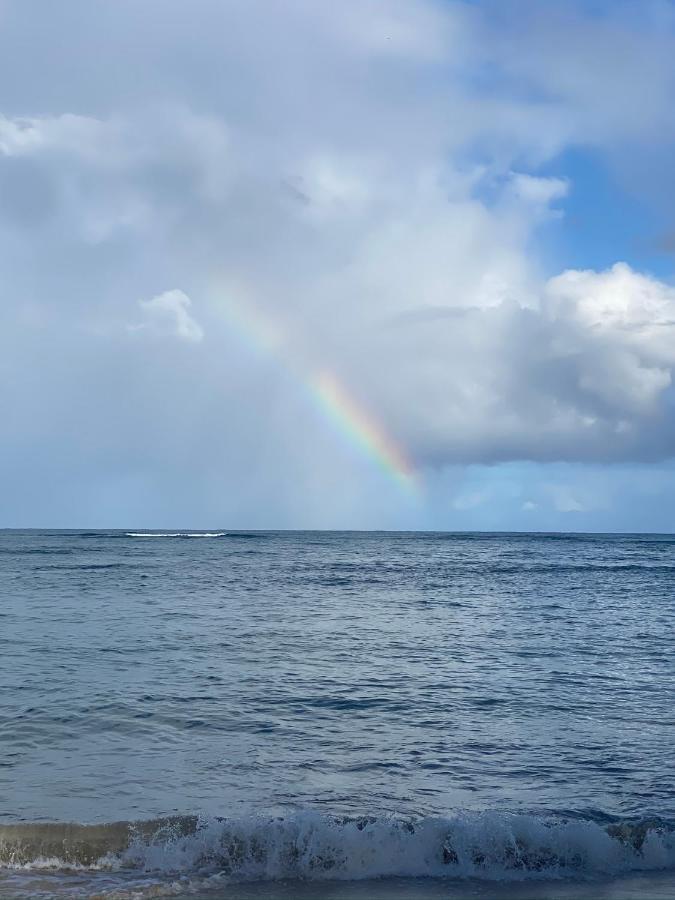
left=2, top=811, right=674, bottom=881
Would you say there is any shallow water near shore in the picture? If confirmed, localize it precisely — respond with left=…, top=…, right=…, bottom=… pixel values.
left=4, top=870, right=675, bottom=900
left=1, top=529, right=674, bottom=897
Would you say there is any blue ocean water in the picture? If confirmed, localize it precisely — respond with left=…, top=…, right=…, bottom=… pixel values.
left=1, top=529, right=674, bottom=898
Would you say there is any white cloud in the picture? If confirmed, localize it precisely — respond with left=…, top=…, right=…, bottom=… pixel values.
left=135, top=290, right=204, bottom=343
left=504, top=172, right=568, bottom=213
left=339, top=260, right=675, bottom=465
left=0, top=107, right=233, bottom=243
left=547, top=262, right=675, bottom=332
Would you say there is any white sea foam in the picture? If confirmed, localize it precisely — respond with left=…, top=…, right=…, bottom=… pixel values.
left=125, top=533, right=227, bottom=538
left=2, top=812, right=674, bottom=882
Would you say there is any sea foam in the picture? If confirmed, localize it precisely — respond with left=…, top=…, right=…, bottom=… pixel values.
left=1, top=811, right=674, bottom=882
left=124, top=533, right=228, bottom=538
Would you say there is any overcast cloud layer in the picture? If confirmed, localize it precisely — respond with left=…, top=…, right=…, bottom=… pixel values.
left=2, top=0, right=675, bottom=528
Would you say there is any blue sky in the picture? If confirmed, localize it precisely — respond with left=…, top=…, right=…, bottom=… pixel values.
left=1, top=0, right=675, bottom=531
left=536, top=148, right=674, bottom=279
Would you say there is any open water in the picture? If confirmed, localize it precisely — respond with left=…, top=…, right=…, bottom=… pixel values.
left=1, top=530, right=674, bottom=898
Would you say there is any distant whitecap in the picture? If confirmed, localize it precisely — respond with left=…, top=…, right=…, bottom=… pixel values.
left=125, top=532, right=227, bottom=538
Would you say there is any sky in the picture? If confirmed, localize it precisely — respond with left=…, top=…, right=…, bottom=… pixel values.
left=2, top=0, right=675, bottom=531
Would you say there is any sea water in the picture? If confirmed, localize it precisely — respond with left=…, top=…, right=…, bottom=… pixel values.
left=0, top=530, right=674, bottom=898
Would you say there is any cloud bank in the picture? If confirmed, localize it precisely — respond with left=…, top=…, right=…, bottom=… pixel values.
left=1, top=0, right=675, bottom=524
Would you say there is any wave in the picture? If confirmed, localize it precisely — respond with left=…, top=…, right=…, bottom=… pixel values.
left=1, top=811, right=674, bottom=882
left=124, top=533, right=228, bottom=538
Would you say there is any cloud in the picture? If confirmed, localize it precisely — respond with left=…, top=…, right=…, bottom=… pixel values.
left=134, top=290, right=204, bottom=342
left=548, top=486, right=585, bottom=514
left=0, top=85, right=674, bottom=473
left=504, top=173, right=568, bottom=212
left=0, top=0, right=675, bottom=524
left=452, top=490, right=488, bottom=511
left=336, top=260, right=675, bottom=466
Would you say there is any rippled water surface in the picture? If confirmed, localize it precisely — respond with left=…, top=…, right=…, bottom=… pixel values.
left=1, top=530, right=674, bottom=897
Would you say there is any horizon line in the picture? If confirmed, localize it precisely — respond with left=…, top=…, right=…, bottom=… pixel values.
left=1, top=527, right=674, bottom=537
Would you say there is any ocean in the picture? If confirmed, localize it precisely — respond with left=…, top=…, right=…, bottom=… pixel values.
left=1, top=529, right=674, bottom=899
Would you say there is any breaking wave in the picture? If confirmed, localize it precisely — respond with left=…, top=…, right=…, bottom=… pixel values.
left=2, top=811, right=675, bottom=882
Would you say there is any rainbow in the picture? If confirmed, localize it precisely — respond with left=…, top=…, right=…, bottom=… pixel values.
left=213, top=288, right=418, bottom=494
left=311, top=372, right=416, bottom=492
